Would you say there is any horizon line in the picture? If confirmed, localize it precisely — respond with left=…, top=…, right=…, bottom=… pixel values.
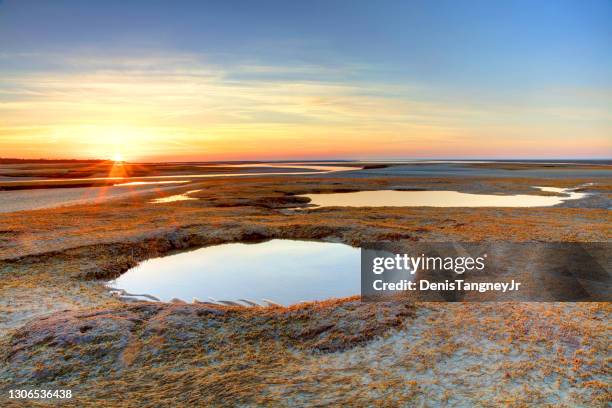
left=2, top=157, right=611, bottom=164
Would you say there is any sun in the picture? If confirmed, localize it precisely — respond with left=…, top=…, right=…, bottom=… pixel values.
left=113, top=153, right=124, bottom=163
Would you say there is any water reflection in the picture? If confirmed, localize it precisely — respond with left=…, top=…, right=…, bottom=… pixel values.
left=114, top=181, right=190, bottom=186
left=2, top=163, right=358, bottom=184
left=109, top=239, right=360, bottom=305
left=151, top=189, right=202, bottom=203
left=301, top=187, right=587, bottom=208
left=214, top=163, right=359, bottom=172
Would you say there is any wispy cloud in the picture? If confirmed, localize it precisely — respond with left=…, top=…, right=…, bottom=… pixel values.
left=0, top=51, right=610, bottom=159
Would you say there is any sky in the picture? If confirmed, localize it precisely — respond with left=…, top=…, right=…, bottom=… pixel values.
left=0, top=0, right=611, bottom=161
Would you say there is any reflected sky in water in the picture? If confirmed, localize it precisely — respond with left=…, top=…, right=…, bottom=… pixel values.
left=109, top=239, right=360, bottom=305
left=301, top=187, right=587, bottom=208
left=150, top=189, right=202, bottom=203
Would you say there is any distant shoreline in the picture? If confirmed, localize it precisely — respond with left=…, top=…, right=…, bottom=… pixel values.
left=2, top=157, right=611, bottom=165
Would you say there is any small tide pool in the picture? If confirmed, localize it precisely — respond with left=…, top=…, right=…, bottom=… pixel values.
left=150, top=189, right=202, bottom=203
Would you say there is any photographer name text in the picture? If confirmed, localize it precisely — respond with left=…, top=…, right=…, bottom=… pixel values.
left=372, top=279, right=521, bottom=293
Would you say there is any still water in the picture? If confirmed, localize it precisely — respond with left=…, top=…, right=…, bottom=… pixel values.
left=150, top=189, right=202, bottom=203
left=301, top=187, right=587, bottom=208
left=109, top=239, right=360, bottom=305
left=3, top=163, right=358, bottom=185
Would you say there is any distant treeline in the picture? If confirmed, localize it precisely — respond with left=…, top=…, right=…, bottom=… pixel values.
left=0, top=158, right=105, bottom=164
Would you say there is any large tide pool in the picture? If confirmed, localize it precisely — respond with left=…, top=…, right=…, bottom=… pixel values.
left=300, top=187, right=587, bottom=208
left=108, top=239, right=360, bottom=305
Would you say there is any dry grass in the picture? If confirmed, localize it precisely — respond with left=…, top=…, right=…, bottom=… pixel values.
left=0, top=302, right=609, bottom=407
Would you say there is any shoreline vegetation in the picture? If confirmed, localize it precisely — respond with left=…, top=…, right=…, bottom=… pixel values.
left=0, top=161, right=610, bottom=406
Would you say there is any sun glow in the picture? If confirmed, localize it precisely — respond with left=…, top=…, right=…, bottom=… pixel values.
left=1, top=53, right=610, bottom=160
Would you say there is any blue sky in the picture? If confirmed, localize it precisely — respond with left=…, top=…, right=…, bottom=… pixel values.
left=0, top=0, right=610, bottom=159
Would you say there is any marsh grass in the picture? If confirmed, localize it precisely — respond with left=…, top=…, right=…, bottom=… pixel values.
left=0, top=173, right=610, bottom=406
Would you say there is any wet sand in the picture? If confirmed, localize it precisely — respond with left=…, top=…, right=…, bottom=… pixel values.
left=2, top=161, right=610, bottom=213
left=0, top=162, right=363, bottom=213
left=0, top=184, right=187, bottom=213
left=346, top=162, right=612, bottom=179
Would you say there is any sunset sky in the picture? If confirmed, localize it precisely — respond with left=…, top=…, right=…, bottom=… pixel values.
left=1, top=0, right=611, bottom=161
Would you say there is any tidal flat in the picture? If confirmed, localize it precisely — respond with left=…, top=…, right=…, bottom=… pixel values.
left=0, top=161, right=610, bottom=406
